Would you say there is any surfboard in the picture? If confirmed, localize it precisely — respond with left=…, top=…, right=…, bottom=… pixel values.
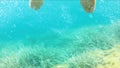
left=81, top=0, right=96, bottom=13
left=29, top=0, right=43, bottom=10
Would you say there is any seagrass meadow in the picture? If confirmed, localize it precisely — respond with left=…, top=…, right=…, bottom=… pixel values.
left=0, top=0, right=120, bottom=68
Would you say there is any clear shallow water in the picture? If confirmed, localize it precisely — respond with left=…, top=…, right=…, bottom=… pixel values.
left=0, top=0, right=120, bottom=41
left=0, top=0, right=120, bottom=68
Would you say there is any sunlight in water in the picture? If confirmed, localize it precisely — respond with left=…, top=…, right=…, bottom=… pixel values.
left=0, top=0, right=120, bottom=68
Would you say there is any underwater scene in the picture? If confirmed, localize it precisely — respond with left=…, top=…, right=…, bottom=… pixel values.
left=0, top=0, right=120, bottom=68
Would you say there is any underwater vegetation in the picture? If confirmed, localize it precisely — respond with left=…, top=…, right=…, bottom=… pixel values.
left=56, top=44, right=120, bottom=68
left=0, top=21, right=120, bottom=68
left=109, top=21, right=120, bottom=43
left=0, top=46, right=68, bottom=68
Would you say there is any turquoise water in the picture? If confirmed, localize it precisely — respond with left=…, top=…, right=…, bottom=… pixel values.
left=0, top=0, right=120, bottom=68
left=0, top=0, right=120, bottom=41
